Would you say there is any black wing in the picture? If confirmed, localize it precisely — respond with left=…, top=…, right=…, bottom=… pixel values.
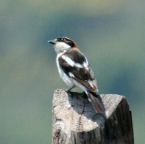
left=58, top=49, right=98, bottom=92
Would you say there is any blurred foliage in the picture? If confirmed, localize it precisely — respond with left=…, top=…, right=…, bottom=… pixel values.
left=0, top=0, right=145, bottom=143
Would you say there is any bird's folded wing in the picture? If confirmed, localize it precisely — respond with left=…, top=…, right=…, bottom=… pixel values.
left=58, top=50, right=98, bottom=92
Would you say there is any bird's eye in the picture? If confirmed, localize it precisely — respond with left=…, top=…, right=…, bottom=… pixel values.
left=57, top=38, right=67, bottom=42
left=61, top=38, right=65, bottom=41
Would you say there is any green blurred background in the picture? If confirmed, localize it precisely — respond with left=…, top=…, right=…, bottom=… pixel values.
left=0, top=0, right=145, bottom=143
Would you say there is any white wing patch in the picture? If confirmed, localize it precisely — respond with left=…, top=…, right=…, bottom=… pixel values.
left=62, top=55, right=83, bottom=68
left=69, top=72, right=75, bottom=77
left=62, top=55, right=89, bottom=69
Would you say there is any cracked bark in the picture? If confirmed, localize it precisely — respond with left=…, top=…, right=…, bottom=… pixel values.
left=52, top=89, right=134, bottom=144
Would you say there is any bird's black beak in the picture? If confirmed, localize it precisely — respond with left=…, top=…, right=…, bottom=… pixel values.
left=48, top=40, right=56, bottom=45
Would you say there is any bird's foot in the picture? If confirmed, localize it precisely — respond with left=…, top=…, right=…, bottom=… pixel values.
left=62, top=88, right=72, bottom=93
left=63, top=86, right=75, bottom=93
left=62, top=88, right=69, bottom=92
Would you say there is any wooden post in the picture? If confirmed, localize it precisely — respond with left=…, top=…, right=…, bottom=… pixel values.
left=52, top=89, right=134, bottom=144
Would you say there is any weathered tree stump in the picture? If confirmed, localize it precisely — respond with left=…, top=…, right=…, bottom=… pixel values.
left=52, top=89, right=134, bottom=144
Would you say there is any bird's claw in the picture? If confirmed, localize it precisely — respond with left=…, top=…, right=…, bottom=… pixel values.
left=62, top=88, right=70, bottom=93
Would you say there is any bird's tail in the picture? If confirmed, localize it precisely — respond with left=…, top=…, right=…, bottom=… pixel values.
left=86, top=91, right=105, bottom=114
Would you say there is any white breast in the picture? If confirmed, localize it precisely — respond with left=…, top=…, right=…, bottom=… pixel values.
left=56, top=53, right=74, bottom=87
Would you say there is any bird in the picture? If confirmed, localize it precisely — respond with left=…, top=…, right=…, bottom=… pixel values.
left=48, top=37, right=105, bottom=114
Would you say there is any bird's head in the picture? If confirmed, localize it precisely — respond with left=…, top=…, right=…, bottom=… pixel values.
left=48, top=37, right=77, bottom=53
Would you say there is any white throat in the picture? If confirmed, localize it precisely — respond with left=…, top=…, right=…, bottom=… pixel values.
left=54, top=42, right=71, bottom=53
